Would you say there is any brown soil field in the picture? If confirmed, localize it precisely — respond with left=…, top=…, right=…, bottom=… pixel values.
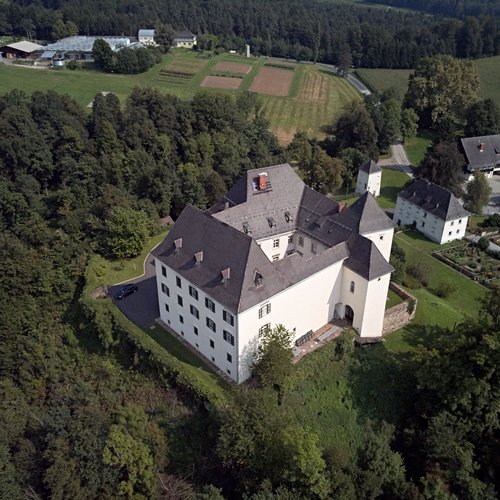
left=250, top=67, right=294, bottom=96
left=201, top=75, right=243, bottom=90
left=298, top=71, right=329, bottom=102
left=213, top=61, right=252, bottom=74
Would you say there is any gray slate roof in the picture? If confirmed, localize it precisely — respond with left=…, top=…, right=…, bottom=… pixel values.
left=154, top=164, right=394, bottom=313
left=397, top=178, right=469, bottom=221
left=359, top=159, right=382, bottom=174
left=138, top=29, right=155, bottom=37
left=174, top=31, right=197, bottom=41
left=461, top=134, right=500, bottom=171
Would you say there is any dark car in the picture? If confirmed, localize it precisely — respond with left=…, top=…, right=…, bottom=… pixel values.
left=114, top=284, right=138, bottom=300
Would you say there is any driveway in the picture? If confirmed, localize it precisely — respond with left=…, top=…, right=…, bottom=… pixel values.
left=108, top=252, right=160, bottom=329
left=378, top=144, right=413, bottom=177
left=484, top=175, right=500, bottom=215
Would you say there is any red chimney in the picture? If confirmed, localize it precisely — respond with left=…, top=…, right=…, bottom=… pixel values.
left=258, top=172, right=267, bottom=190
left=479, top=142, right=485, bottom=151
left=338, top=202, right=346, bottom=213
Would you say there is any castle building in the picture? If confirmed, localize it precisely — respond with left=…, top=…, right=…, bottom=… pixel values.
left=153, top=164, right=395, bottom=383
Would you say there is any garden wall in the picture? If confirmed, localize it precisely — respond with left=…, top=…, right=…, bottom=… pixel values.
left=382, top=283, right=417, bottom=335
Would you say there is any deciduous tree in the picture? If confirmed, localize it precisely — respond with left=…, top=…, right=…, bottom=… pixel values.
left=464, top=171, right=492, bottom=214
left=154, top=23, right=175, bottom=53
left=464, top=99, right=500, bottom=137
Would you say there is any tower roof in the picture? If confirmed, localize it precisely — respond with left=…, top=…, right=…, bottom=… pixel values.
left=359, top=159, right=382, bottom=175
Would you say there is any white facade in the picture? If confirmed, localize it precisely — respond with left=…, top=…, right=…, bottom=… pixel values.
left=356, top=168, right=381, bottom=197
left=155, top=252, right=391, bottom=383
left=360, top=227, right=394, bottom=261
left=393, top=197, right=468, bottom=244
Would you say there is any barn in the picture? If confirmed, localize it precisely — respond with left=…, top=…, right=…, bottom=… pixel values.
left=0, top=41, right=44, bottom=59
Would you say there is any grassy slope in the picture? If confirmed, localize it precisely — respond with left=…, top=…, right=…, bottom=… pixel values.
left=98, top=230, right=169, bottom=285
left=404, top=132, right=433, bottom=166
left=354, top=56, right=500, bottom=110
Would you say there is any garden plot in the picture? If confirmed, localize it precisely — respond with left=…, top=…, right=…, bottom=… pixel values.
left=213, top=61, right=252, bottom=74
left=201, top=75, right=243, bottom=89
left=250, top=66, right=295, bottom=96
left=434, top=243, right=500, bottom=286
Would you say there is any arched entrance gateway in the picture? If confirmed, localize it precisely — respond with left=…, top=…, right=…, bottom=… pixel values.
left=344, top=305, right=354, bottom=322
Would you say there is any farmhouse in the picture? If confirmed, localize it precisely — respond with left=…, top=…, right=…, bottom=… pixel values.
left=0, top=41, right=43, bottom=59
left=393, top=178, right=469, bottom=244
left=153, top=164, right=395, bottom=383
left=355, top=159, right=382, bottom=197
left=461, top=134, right=500, bottom=180
left=137, top=29, right=197, bottom=48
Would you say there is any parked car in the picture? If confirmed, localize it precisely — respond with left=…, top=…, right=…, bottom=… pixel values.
left=114, top=284, right=138, bottom=299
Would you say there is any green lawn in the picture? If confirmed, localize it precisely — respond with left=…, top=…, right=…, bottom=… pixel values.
left=146, top=324, right=231, bottom=394
left=99, top=230, right=169, bottom=285
left=353, top=68, right=413, bottom=96
left=476, top=55, right=500, bottom=110
left=404, top=132, right=433, bottom=166
left=386, top=288, right=404, bottom=309
left=378, top=167, right=411, bottom=208
left=0, top=50, right=359, bottom=145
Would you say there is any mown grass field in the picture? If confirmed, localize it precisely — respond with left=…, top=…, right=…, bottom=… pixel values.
left=378, top=167, right=411, bottom=208
left=0, top=50, right=359, bottom=144
left=354, top=55, right=500, bottom=110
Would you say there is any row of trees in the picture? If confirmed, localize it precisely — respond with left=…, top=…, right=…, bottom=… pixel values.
left=2, top=0, right=500, bottom=68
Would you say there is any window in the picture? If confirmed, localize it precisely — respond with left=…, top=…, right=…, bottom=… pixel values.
left=223, top=330, right=235, bottom=346
left=194, top=326, right=198, bottom=336
left=448, top=231, right=452, bottom=236
left=189, top=286, right=198, bottom=300
left=227, top=353, right=232, bottom=363
left=456, top=229, right=460, bottom=234
left=177, top=295, right=183, bottom=307
left=161, top=266, right=167, bottom=277
left=451, top=221, right=454, bottom=226
left=223, top=310, right=234, bottom=326
left=421, top=221, right=425, bottom=227
left=288, top=234, right=293, bottom=244
left=459, top=219, right=462, bottom=224
left=259, top=303, right=271, bottom=318
left=179, top=315, right=184, bottom=324
left=206, top=317, right=216, bottom=332
left=350, top=281, right=355, bottom=293
left=190, top=305, right=199, bottom=319
left=273, top=238, right=280, bottom=248
left=299, top=236, right=304, bottom=247
left=311, top=243, right=317, bottom=254
left=284, top=211, right=293, bottom=223
left=210, top=339, right=215, bottom=349
left=272, top=254, right=279, bottom=261
left=205, top=297, right=215, bottom=313
left=259, top=323, right=271, bottom=336
left=423, top=212, right=427, bottom=218
left=267, top=217, right=276, bottom=228
left=164, top=303, right=169, bottom=312
left=176, top=276, right=181, bottom=288
left=161, top=284, right=170, bottom=296
left=379, top=235, right=384, bottom=240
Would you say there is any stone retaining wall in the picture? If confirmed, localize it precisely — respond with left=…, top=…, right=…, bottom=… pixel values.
left=382, top=282, right=417, bottom=335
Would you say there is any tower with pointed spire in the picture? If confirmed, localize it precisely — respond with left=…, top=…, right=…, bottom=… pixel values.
left=355, top=159, right=382, bottom=197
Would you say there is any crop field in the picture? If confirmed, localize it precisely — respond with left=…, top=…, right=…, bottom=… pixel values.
left=0, top=50, right=360, bottom=145
left=250, top=66, right=295, bottom=96
left=201, top=75, right=242, bottom=89
left=213, top=61, right=252, bottom=74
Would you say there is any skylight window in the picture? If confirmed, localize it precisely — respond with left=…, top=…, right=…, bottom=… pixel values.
left=243, top=222, right=252, bottom=234
left=284, top=211, right=293, bottom=223
left=267, top=217, right=276, bottom=228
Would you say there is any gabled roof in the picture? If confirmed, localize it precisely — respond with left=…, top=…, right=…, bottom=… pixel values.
left=359, top=159, right=382, bottom=174
left=336, top=192, right=396, bottom=234
left=138, top=29, right=155, bottom=37
left=397, top=178, right=469, bottom=221
left=174, top=31, right=197, bottom=41
left=4, top=41, right=43, bottom=53
left=461, top=134, right=500, bottom=170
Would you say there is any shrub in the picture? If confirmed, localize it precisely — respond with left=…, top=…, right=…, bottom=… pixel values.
left=403, top=275, right=421, bottom=289
left=407, top=261, right=430, bottom=287
left=434, top=282, right=457, bottom=298
left=477, top=237, right=490, bottom=251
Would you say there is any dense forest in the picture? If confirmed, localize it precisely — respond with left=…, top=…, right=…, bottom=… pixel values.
left=365, top=0, right=500, bottom=18
left=1, top=0, right=500, bottom=67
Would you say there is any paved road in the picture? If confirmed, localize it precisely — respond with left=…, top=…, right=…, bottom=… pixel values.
left=108, top=252, right=160, bottom=329
left=377, top=144, right=414, bottom=177
left=484, top=175, right=500, bottom=215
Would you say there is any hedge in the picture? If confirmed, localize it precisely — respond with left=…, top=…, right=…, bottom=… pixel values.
left=81, top=256, right=229, bottom=410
